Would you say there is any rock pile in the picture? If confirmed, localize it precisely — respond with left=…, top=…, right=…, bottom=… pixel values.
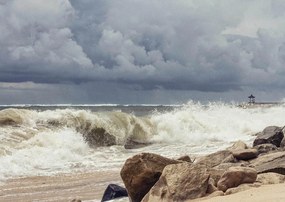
left=119, top=125, right=285, bottom=202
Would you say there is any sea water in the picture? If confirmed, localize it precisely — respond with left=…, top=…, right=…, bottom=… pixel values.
left=0, top=101, right=285, bottom=181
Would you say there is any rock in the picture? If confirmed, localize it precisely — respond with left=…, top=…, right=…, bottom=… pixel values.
left=101, top=184, right=128, bottom=202
left=70, top=199, right=81, bottom=202
left=217, top=167, right=257, bottom=192
left=177, top=155, right=192, bottom=162
left=124, top=139, right=150, bottom=149
left=232, top=149, right=258, bottom=160
left=250, top=151, right=285, bottom=174
left=120, top=153, right=180, bottom=202
left=85, top=127, right=116, bottom=147
left=221, top=154, right=238, bottom=163
left=214, top=162, right=250, bottom=171
left=281, top=137, right=285, bottom=148
left=197, top=150, right=232, bottom=168
left=207, top=177, right=219, bottom=194
left=253, top=126, right=284, bottom=147
left=256, top=172, right=285, bottom=184
left=142, top=163, right=210, bottom=202
left=254, top=143, right=278, bottom=154
left=224, top=183, right=260, bottom=195
left=228, top=140, right=248, bottom=151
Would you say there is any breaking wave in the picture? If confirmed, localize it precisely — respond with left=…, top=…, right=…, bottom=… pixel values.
left=1, top=102, right=285, bottom=180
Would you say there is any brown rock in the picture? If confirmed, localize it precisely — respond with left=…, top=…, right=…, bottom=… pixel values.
left=217, top=167, right=257, bottom=192
left=250, top=151, right=285, bottom=174
left=232, top=149, right=258, bottom=160
left=207, top=177, right=219, bottom=194
left=120, top=153, right=180, bottom=202
left=177, top=155, right=192, bottom=162
left=142, top=163, right=210, bottom=202
left=228, top=140, right=248, bottom=151
left=256, top=172, right=285, bottom=184
left=253, top=126, right=284, bottom=147
left=224, top=183, right=260, bottom=195
left=197, top=150, right=232, bottom=168
left=254, top=143, right=278, bottom=154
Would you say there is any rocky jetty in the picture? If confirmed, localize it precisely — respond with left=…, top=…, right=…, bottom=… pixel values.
left=119, top=125, right=285, bottom=202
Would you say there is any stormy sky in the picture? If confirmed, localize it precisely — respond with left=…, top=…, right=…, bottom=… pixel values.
left=1, top=0, right=285, bottom=104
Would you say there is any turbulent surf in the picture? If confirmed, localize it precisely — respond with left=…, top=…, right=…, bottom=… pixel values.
left=1, top=102, right=285, bottom=181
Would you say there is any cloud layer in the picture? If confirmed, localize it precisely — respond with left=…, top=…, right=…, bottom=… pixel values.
left=1, top=0, right=285, bottom=103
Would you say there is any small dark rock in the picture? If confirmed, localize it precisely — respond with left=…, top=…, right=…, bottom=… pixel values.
left=101, top=184, right=128, bottom=202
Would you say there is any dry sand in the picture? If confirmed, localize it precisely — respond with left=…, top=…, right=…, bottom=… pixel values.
left=0, top=170, right=122, bottom=202
left=198, top=183, right=285, bottom=202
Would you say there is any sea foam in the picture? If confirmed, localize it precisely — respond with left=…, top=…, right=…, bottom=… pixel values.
left=1, top=102, right=285, bottom=180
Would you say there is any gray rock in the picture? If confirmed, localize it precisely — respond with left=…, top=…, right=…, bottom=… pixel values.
left=253, top=126, right=284, bottom=147
left=250, top=151, right=285, bottom=174
left=254, top=143, right=278, bottom=154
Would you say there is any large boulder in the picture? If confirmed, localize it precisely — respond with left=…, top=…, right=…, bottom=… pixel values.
left=217, top=167, right=257, bottom=192
left=196, top=150, right=233, bottom=168
left=142, top=163, right=210, bottom=202
left=253, top=126, right=284, bottom=147
left=232, top=149, right=258, bottom=160
left=250, top=151, right=285, bottom=174
left=120, top=153, right=180, bottom=202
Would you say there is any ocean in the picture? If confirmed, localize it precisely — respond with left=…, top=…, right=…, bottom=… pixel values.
left=0, top=101, right=285, bottom=183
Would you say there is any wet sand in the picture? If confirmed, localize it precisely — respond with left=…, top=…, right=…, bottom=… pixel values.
left=0, top=170, right=122, bottom=202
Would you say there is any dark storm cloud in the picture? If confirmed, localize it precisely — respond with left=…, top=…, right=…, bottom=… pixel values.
left=1, top=0, right=285, bottom=93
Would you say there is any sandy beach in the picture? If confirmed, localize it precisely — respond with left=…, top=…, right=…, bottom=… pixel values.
left=0, top=170, right=122, bottom=202
left=1, top=172, right=285, bottom=202
left=198, top=183, right=285, bottom=202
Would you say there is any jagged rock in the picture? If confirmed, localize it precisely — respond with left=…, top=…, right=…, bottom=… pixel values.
left=253, top=126, right=284, bottom=147
left=101, top=184, right=128, bottom=202
left=250, top=151, right=285, bottom=174
left=228, top=140, right=248, bottom=151
left=197, top=150, right=232, bottom=168
left=120, top=153, right=180, bottom=202
left=256, top=172, right=285, bottom=184
left=254, top=143, right=278, bottom=154
left=142, top=163, right=210, bottom=202
left=217, top=167, right=257, bottom=192
left=232, top=149, right=258, bottom=160
left=177, top=155, right=192, bottom=162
